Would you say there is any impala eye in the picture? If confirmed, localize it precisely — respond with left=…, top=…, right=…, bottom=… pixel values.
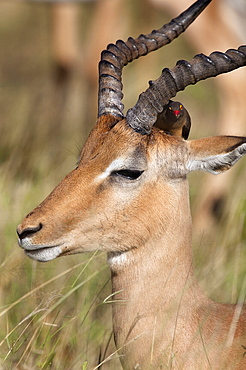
left=112, top=169, right=144, bottom=180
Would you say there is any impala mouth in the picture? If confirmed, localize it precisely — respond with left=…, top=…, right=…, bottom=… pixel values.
left=24, top=245, right=62, bottom=262
left=18, top=237, right=62, bottom=262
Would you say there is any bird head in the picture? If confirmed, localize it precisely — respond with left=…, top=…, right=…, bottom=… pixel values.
left=168, top=101, right=184, bottom=119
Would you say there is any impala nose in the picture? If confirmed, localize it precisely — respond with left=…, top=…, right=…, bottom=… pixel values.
left=17, top=223, right=43, bottom=242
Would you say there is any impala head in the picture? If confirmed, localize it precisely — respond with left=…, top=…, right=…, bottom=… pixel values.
left=17, top=0, right=246, bottom=262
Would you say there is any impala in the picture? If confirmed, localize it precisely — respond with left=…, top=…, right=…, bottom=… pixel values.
left=17, top=0, right=246, bottom=368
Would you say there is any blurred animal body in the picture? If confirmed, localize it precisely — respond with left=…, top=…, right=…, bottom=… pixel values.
left=17, top=0, right=246, bottom=369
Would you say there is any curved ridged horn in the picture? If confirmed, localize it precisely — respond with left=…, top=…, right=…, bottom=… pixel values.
left=126, top=46, right=246, bottom=134
left=98, top=0, right=212, bottom=119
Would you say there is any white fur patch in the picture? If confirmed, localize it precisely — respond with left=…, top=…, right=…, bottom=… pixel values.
left=25, top=246, right=62, bottom=262
left=108, top=251, right=129, bottom=268
left=18, top=237, right=39, bottom=250
left=95, top=158, right=126, bottom=181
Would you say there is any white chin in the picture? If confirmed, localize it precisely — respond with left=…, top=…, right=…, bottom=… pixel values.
left=25, top=246, right=62, bottom=262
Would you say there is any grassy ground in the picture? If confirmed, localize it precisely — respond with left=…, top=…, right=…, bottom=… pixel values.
left=0, top=1, right=245, bottom=369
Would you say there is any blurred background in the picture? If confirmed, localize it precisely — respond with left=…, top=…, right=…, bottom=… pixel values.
left=0, top=0, right=246, bottom=368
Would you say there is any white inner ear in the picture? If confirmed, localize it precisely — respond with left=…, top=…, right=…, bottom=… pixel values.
left=187, top=143, right=246, bottom=175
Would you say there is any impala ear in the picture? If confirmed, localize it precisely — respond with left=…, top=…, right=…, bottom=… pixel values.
left=187, top=136, right=246, bottom=174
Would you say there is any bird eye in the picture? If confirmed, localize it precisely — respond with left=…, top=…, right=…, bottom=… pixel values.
left=179, top=104, right=183, bottom=110
left=169, top=106, right=172, bottom=110
left=112, top=169, right=144, bottom=180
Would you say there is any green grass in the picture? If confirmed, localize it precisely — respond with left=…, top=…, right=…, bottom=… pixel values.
left=0, top=1, right=245, bottom=369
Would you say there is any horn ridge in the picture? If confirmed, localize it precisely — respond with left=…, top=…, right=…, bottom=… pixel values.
left=126, top=46, right=246, bottom=134
left=98, top=0, right=212, bottom=119
left=115, top=40, right=132, bottom=64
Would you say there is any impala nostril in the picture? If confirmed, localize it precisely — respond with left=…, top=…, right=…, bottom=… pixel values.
left=17, top=223, right=43, bottom=240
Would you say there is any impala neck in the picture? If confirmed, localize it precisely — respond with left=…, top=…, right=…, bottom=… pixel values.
left=108, top=179, right=209, bottom=367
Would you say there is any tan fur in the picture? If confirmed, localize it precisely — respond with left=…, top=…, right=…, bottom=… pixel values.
left=17, top=116, right=246, bottom=369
